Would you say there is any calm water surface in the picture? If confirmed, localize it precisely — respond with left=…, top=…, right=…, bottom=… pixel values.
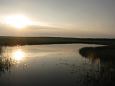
left=0, top=44, right=115, bottom=86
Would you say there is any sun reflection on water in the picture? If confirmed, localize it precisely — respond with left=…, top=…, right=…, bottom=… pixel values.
left=11, top=48, right=26, bottom=63
left=0, top=46, right=27, bottom=73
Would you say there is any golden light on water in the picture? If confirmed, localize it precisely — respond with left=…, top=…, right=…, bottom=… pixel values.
left=3, top=15, right=32, bottom=29
left=11, top=49, right=25, bottom=62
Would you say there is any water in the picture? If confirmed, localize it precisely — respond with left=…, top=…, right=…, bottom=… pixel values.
left=0, top=44, right=115, bottom=86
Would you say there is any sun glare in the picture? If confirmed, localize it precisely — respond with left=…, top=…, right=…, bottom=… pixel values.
left=12, top=49, right=25, bottom=62
left=4, top=15, right=32, bottom=29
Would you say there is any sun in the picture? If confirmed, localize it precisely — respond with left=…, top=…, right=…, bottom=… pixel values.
left=3, top=15, right=32, bottom=29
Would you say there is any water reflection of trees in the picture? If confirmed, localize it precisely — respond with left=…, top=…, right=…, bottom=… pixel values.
left=0, top=46, right=14, bottom=76
left=79, top=46, right=115, bottom=86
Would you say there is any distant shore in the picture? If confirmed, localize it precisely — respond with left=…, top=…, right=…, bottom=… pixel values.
left=0, top=36, right=115, bottom=46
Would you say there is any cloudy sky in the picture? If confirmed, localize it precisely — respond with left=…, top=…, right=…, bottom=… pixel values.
left=0, top=0, right=115, bottom=38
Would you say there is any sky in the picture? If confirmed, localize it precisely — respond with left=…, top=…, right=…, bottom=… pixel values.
left=0, top=0, right=115, bottom=38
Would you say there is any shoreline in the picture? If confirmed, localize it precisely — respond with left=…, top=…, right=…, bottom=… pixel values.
left=0, top=36, right=115, bottom=46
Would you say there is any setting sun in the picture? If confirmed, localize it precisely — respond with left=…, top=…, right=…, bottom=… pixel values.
left=3, top=15, right=32, bottom=29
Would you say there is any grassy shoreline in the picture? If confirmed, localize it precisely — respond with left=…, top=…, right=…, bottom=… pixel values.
left=0, top=36, right=115, bottom=46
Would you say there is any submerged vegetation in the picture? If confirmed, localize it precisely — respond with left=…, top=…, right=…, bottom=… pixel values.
left=79, top=46, right=115, bottom=86
left=79, top=45, right=115, bottom=62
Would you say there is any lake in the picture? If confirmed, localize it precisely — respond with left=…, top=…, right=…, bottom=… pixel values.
left=0, top=44, right=115, bottom=86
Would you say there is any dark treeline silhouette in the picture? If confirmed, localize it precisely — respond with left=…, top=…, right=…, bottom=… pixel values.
left=79, top=46, right=115, bottom=86
left=0, top=36, right=115, bottom=46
